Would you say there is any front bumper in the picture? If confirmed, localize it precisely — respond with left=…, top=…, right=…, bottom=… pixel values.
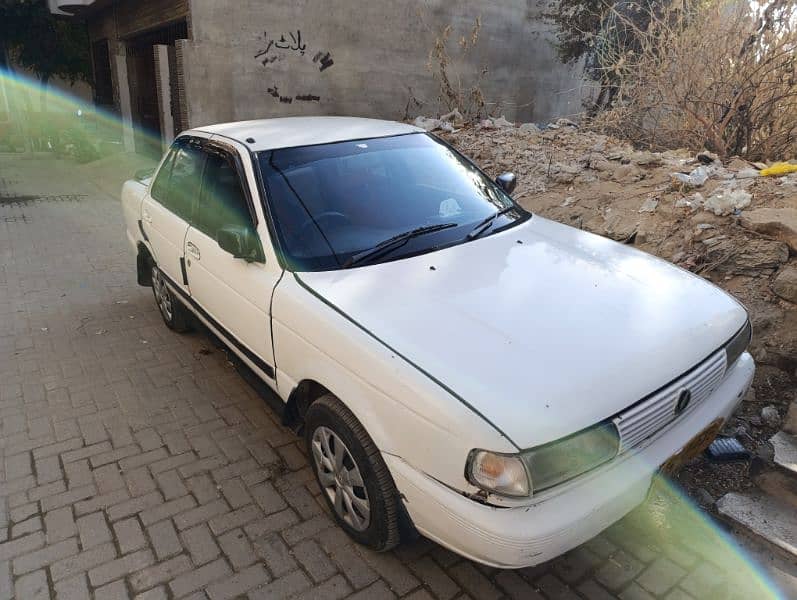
left=387, top=352, right=754, bottom=568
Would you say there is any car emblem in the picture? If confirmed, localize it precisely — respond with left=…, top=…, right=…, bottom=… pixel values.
left=674, top=388, right=692, bottom=415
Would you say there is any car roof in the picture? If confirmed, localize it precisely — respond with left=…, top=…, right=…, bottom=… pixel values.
left=190, top=116, right=423, bottom=152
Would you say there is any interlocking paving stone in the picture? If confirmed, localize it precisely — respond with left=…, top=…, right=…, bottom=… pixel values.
left=88, top=548, right=155, bottom=587
left=53, top=573, right=91, bottom=600
left=15, top=568, right=50, bottom=600
left=113, top=517, right=147, bottom=554
left=13, top=537, right=79, bottom=575
left=139, top=494, right=196, bottom=526
left=95, top=579, right=131, bottom=600
left=106, top=491, right=163, bottom=522
left=147, top=520, right=182, bottom=560
left=596, top=550, right=646, bottom=591
left=248, top=569, right=312, bottom=600
left=494, top=570, right=545, bottom=599
left=173, top=499, right=229, bottom=531
left=208, top=503, right=262, bottom=535
left=50, top=542, right=118, bottom=581
left=205, top=563, right=271, bottom=600
left=12, top=516, right=43, bottom=539
left=77, top=511, right=113, bottom=549
left=168, top=557, right=232, bottom=597
left=181, top=523, right=220, bottom=566
left=0, top=532, right=45, bottom=562
left=637, top=557, right=687, bottom=596
left=45, top=506, right=77, bottom=543
left=129, top=554, right=193, bottom=593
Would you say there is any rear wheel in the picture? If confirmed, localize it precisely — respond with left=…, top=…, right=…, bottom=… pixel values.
left=151, top=264, right=192, bottom=333
left=305, top=394, right=401, bottom=551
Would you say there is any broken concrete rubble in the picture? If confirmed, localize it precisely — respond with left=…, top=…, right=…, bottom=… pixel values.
left=773, top=265, right=797, bottom=303
left=704, top=239, right=789, bottom=276
left=740, top=208, right=797, bottom=253
left=413, top=116, right=454, bottom=133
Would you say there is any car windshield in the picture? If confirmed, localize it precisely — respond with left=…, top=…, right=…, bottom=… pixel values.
left=258, top=132, right=527, bottom=271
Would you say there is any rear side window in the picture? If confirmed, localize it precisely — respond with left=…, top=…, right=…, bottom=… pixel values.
left=197, top=152, right=255, bottom=238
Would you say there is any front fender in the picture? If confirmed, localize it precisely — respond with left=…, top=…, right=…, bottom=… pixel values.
left=271, top=274, right=515, bottom=493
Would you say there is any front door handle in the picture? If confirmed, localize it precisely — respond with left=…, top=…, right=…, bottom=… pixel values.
left=186, top=241, right=201, bottom=261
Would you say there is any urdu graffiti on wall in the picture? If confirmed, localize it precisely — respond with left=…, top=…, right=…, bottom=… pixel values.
left=254, top=29, right=334, bottom=104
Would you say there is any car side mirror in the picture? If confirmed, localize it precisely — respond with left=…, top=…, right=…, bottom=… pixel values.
left=217, top=225, right=264, bottom=263
left=496, top=172, right=517, bottom=195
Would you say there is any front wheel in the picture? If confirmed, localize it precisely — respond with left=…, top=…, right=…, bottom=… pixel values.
left=151, top=264, right=192, bottom=333
left=305, top=394, right=401, bottom=551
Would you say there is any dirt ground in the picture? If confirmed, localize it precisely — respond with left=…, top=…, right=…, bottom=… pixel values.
left=442, top=119, right=797, bottom=506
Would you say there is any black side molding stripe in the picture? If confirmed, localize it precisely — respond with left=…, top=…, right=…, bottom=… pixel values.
left=160, top=270, right=275, bottom=379
left=179, top=258, right=189, bottom=286
left=138, top=220, right=149, bottom=242
left=292, top=273, right=519, bottom=450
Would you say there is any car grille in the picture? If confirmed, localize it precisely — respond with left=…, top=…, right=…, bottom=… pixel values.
left=613, top=349, right=727, bottom=453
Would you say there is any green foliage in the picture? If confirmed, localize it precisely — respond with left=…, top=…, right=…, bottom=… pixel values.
left=0, top=0, right=91, bottom=85
left=545, top=0, right=667, bottom=74
left=544, top=0, right=606, bottom=65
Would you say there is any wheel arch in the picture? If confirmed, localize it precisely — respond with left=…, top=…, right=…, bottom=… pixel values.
left=283, top=378, right=333, bottom=432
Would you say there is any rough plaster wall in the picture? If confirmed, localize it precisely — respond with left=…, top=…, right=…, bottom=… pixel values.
left=183, top=0, right=585, bottom=129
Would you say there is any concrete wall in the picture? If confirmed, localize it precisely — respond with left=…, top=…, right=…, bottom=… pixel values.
left=182, top=0, right=586, bottom=129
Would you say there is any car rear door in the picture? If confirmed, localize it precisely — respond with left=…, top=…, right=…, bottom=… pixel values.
left=142, top=138, right=205, bottom=294
left=183, top=140, right=280, bottom=381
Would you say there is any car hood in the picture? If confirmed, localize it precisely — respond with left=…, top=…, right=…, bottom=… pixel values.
left=297, top=216, right=747, bottom=449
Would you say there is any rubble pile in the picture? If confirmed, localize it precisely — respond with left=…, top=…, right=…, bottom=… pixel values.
left=439, top=118, right=797, bottom=499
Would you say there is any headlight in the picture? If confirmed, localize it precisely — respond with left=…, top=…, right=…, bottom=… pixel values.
left=521, top=421, right=620, bottom=494
left=725, top=319, right=751, bottom=369
left=466, top=450, right=530, bottom=497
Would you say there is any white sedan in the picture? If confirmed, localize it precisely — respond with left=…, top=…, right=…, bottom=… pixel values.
left=122, top=117, right=754, bottom=567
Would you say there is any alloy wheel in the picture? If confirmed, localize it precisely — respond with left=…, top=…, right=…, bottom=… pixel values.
left=152, top=266, right=173, bottom=321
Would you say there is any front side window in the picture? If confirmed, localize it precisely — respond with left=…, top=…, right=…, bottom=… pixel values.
left=259, top=133, right=527, bottom=271
left=197, top=152, right=256, bottom=238
left=167, top=143, right=205, bottom=222
left=150, top=148, right=176, bottom=202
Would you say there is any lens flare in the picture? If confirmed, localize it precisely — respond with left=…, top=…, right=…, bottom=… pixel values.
left=0, top=66, right=162, bottom=193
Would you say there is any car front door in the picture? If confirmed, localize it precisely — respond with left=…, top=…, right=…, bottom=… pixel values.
left=183, top=141, right=280, bottom=380
left=142, top=138, right=205, bottom=294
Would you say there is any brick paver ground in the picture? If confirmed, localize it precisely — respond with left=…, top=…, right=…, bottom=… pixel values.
left=0, top=155, right=793, bottom=599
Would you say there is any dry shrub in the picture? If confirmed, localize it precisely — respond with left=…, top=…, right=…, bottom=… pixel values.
left=590, top=0, right=797, bottom=160
left=424, top=17, right=488, bottom=121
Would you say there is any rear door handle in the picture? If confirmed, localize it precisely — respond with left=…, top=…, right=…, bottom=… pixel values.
left=142, top=209, right=152, bottom=224
left=186, top=241, right=201, bottom=261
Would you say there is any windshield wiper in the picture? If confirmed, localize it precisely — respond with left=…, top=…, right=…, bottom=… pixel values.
left=466, top=206, right=516, bottom=240
left=344, top=223, right=458, bottom=268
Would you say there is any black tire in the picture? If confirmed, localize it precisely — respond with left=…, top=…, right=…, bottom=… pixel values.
left=151, top=264, right=192, bottom=333
left=305, top=394, right=401, bottom=551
